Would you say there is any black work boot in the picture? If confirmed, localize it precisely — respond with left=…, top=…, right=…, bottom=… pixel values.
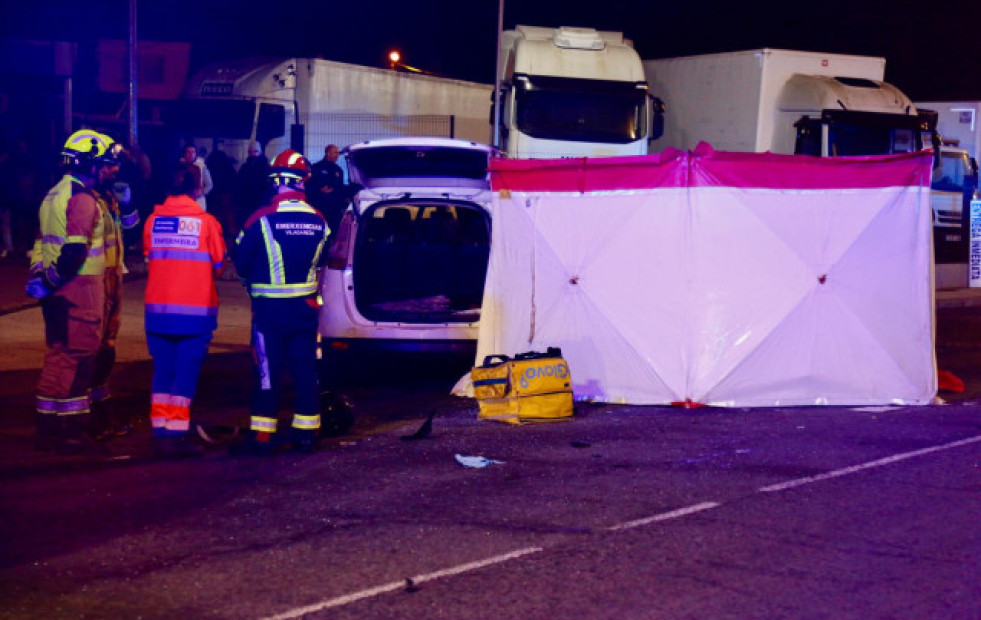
left=87, top=400, right=113, bottom=441
left=290, top=428, right=320, bottom=454
left=33, top=413, right=60, bottom=452
left=57, top=414, right=110, bottom=457
left=154, top=434, right=205, bottom=459
left=105, top=399, right=133, bottom=438
left=90, top=400, right=134, bottom=441
left=229, top=431, right=275, bottom=457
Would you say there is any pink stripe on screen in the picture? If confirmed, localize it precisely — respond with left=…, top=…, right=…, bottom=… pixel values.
left=489, top=143, right=932, bottom=193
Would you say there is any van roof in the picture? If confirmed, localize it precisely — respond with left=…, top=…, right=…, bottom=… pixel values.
left=345, top=137, right=494, bottom=155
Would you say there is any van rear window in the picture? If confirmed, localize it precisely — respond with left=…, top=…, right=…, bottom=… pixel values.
left=348, top=147, right=488, bottom=181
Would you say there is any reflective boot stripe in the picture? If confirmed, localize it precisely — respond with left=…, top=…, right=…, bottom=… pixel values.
left=36, top=395, right=90, bottom=415
left=251, top=416, right=278, bottom=433
left=292, top=414, right=321, bottom=430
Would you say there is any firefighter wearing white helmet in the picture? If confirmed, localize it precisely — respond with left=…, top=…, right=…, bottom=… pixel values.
left=231, top=149, right=330, bottom=455
left=27, top=129, right=118, bottom=455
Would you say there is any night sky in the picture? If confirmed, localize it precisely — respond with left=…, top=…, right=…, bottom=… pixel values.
left=3, top=0, right=981, bottom=101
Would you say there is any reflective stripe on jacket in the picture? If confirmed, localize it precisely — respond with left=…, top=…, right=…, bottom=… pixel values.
left=144, top=194, right=226, bottom=334
left=31, top=174, right=106, bottom=284
left=233, top=191, right=329, bottom=300
left=95, top=189, right=124, bottom=271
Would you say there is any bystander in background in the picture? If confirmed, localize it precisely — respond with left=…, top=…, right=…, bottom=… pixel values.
left=235, top=142, right=270, bottom=232
left=178, top=143, right=213, bottom=210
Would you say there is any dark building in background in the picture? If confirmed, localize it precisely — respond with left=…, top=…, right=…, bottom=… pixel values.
left=0, top=40, right=75, bottom=158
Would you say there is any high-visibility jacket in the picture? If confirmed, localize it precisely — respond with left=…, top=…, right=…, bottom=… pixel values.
left=144, top=195, right=226, bottom=334
left=233, top=190, right=329, bottom=301
left=96, top=187, right=137, bottom=273
left=31, top=174, right=106, bottom=286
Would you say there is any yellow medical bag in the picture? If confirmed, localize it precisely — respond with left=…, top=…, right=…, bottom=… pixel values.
left=472, top=348, right=573, bottom=424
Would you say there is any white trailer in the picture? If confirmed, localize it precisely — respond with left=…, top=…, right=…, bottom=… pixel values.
left=496, top=25, right=663, bottom=159
left=914, top=101, right=981, bottom=160
left=643, top=48, right=925, bottom=157
left=177, top=57, right=492, bottom=165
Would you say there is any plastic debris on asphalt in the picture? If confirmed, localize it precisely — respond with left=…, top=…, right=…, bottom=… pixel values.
left=850, top=406, right=904, bottom=413
left=455, top=454, right=504, bottom=468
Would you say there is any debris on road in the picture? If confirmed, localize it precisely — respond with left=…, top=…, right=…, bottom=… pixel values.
left=454, top=454, right=504, bottom=468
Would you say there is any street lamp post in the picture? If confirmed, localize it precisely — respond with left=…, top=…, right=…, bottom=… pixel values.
left=128, top=0, right=138, bottom=147
left=492, top=0, right=504, bottom=150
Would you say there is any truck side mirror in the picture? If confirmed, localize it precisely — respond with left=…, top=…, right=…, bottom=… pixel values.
left=930, top=131, right=942, bottom=171
left=650, top=96, right=665, bottom=141
left=967, top=158, right=980, bottom=197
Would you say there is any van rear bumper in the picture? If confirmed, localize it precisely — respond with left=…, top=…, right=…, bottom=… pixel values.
left=320, top=337, right=477, bottom=356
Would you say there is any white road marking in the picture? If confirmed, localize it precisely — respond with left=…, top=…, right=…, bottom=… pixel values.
left=606, top=501, right=721, bottom=531
left=758, top=434, right=981, bottom=493
left=262, top=434, right=981, bottom=618
left=261, top=546, right=543, bottom=620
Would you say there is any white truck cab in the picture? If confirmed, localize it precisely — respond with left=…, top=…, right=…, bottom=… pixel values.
left=931, top=144, right=976, bottom=231
left=496, top=25, right=663, bottom=159
left=318, top=138, right=494, bottom=370
left=928, top=142, right=979, bottom=287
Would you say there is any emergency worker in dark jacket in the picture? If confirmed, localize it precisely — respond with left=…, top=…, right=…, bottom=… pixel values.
left=307, top=144, right=346, bottom=235
left=231, top=149, right=329, bottom=455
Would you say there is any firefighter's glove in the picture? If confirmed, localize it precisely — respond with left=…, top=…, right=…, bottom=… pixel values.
left=25, top=276, right=52, bottom=300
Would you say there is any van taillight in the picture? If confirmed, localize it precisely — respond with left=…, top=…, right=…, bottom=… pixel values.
left=327, top=212, right=354, bottom=269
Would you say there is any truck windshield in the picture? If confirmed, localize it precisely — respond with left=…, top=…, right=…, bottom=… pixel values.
left=933, top=151, right=972, bottom=192
left=800, top=110, right=924, bottom=157
left=829, top=124, right=918, bottom=156
left=513, top=74, right=647, bottom=144
left=170, top=99, right=256, bottom=139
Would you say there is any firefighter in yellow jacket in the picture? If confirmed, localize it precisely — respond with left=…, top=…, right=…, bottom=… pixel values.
left=27, top=130, right=118, bottom=454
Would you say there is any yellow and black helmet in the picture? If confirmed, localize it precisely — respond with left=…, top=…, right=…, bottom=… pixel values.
left=62, top=129, right=120, bottom=169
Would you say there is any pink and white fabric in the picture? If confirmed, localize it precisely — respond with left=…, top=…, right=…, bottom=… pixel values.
left=474, top=143, right=935, bottom=407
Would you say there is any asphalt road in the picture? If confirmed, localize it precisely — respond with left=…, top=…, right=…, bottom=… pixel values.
left=1, top=272, right=980, bottom=619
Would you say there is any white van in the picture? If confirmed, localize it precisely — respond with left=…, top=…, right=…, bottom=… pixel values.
left=318, top=138, right=494, bottom=370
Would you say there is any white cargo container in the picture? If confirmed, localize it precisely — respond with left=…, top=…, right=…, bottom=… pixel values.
left=643, top=49, right=981, bottom=288
left=496, top=25, right=663, bottom=159
left=643, top=48, right=925, bottom=157
left=178, top=57, right=492, bottom=165
left=914, top=101, right=981, bottom=160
